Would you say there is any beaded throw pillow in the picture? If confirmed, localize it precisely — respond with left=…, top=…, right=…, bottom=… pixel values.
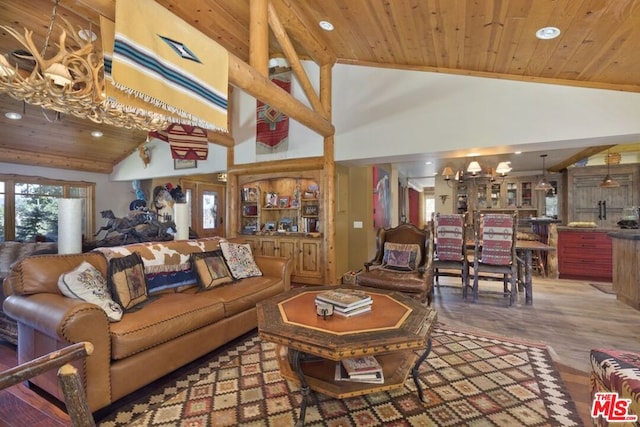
left=219, top=242, right=262, bottom=279
left=58, top=261, right=123, bottom=322
left=191, top=250, right=234, bottom=290
left=382, top=242, right=421, bottom=271
left=107, top=252, right=149, bottom=312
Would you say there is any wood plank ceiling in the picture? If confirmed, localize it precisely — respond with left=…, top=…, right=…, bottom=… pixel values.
left=0, top=0, right=639, bottom=173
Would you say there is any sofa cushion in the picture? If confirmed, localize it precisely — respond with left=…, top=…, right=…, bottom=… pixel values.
left=107, top=252, right=149, bottom=312
left=191, top=250, right=234, bottom=290
left=58, top=261, right=123, bottom=322
left=382, top=242, right=421, bottom=271
left=220, top=242, right=262, bottom=279
left=108, top=292, right=225, bottom=360
left=357, top=267, right=427, bottom=295
left=192, top=276, right=284, bottom=317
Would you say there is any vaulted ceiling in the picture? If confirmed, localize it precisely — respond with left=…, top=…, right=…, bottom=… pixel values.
left=1, top=0, right=639, bottom=173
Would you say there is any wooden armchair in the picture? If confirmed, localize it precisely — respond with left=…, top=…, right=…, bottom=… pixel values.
left=356, top=223, right=434, bottom=305
left=433, top=213, right=470, bottom=296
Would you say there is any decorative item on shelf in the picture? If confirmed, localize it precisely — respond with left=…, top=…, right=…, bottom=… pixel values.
left=599, top=149, right=620, bottom=188
left=264, top=222, right=276, bottom=232
left=303, top=205, right=319, bottom=216
left=242, top=188, right=258, bottom=202
left=535, top=154, right=553, bottom=191
left=265, top=192, right=278, bottom=207
left=243, top=205, right=258, bottom=216
left=277, top=217, right=293, bottom=232
left=278, top=196, right=290, bottom=208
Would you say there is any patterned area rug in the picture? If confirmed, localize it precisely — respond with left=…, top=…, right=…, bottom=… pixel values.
left=98, top=326, right=582, bottom=426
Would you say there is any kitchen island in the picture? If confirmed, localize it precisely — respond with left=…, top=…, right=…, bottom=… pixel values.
left=609, top=231, right=640, bottom=310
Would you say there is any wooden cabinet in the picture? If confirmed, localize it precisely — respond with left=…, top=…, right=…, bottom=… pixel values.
left=567, top=164, right=638, bottom=228
left=237, top=171, right=324, bottom=285
left=557, top=229, right=612, bottom=281
left=239, top=235, right=323, bottom=284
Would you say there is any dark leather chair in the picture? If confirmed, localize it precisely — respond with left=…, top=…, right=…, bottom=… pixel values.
left=356, top=223, right=434, bottom=305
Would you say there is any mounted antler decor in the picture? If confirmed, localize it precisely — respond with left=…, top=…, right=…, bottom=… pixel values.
left=0, top=0, right=228, bottom=133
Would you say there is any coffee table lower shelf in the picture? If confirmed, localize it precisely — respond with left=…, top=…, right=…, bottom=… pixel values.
left=276, top=345, right=417, bottom=399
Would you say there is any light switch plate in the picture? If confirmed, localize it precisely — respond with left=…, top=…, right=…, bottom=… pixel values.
left=353, top=221, right=363, bottom=229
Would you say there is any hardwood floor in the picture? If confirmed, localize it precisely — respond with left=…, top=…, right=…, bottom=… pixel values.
left=0, top=275, right=637, bottom=426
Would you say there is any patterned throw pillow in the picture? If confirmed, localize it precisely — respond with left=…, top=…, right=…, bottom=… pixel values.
left=436, top=214, right=465, bottom=261
left=480, top=214, right=514, bottom=265
left=219, top=242, right=262, bottom=279
left=107, top=252, right=149, bottom=312
left=382, top=242, right=421, bottom=271
left=191, top=250, right=234, bottom=290
left=58, top=261, right=123, bottom=322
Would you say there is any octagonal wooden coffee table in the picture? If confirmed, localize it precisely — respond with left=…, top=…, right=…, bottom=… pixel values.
left=256, top=285, right=438, bottom=426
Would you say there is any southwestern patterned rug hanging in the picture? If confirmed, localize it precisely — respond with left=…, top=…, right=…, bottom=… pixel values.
left=97, top=326, right=582, bottom=426
left=256, top=70, right=291, bottom=154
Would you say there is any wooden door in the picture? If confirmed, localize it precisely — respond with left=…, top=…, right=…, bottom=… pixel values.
left=296, top=239, right=322, bottom=281
left=182, top=182, right=226, bottom=238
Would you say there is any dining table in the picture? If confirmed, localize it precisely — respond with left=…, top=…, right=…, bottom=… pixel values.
left=466, top=239, right=556, bottom=305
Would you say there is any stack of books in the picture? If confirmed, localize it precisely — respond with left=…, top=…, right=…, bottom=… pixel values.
left=334, top=355, right=384, bottom=383
left=315, top=288, right=372, bottom=317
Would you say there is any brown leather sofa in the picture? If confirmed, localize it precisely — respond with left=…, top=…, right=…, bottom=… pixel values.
left=356, top=223, right=434, bottom=305
left=2, top=237, right=291, bottom=413
left=0, top=241, right=58, bottom=344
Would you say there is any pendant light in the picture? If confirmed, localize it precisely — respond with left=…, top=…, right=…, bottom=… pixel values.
left=599, top=150, right=620, bottom=188
left=534, top=154, right=553, bottom=191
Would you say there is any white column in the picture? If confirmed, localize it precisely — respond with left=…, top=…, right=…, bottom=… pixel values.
left=173, top=202, right=190, bottom=240
left=58, top=198, right=82, bottom=254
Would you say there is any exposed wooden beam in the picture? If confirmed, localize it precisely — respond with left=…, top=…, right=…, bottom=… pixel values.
left=249, top=0, right=270, bottom=75
left=270, top=0, right=336, bottom=66
left=267, top=2, right=327, bottom=117
left=0, top=148, right=113, bottom=173
left=548, top=145, right=616, bottom=172
left=228, top=53, right=334, bottom=137
left=228, top=156, right=324, bottom=175
left=207, top=130, right=235, bottom=148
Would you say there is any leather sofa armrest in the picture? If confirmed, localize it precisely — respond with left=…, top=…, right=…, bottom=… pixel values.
left=4, top=293, right=110, bottom=342
left=254, top=255, right=292, bottom=291
left=4, top=293, right=112, bottom=411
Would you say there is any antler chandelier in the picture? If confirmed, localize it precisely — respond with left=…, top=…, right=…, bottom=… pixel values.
left=0, top=1, right=199, bottom=131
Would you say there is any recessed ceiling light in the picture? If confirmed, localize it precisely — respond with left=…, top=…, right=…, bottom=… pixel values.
left=515, top=151, right=522, bottom=155
left=5, top=112, right=22, bottom=120
left=425, top=161, right=432, bottom=165
left=319, top=20, right=334, bottom=31
left=535, top=26, right=561, bottom=40
left=91, top=130, right=103, bottom=138
left=78, top=29, right=97, bottom=42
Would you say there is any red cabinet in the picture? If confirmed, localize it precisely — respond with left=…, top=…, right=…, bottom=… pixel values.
left=558, top=229, right=612, bottom=281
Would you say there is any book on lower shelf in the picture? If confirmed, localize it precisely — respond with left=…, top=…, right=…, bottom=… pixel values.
left=334, top=357, right=384, bottom=384
left=341, top=355, right=382, bottom=375
left=315, top=288, right=372, bottom=309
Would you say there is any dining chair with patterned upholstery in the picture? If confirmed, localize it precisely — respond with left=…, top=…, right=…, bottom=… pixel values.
left=471, top=211, right=518, bottom=305
left=433, top=213, right=470, bottom=297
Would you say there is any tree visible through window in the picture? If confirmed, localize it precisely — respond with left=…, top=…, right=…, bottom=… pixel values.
left=0, top=175, right=94, bottom=243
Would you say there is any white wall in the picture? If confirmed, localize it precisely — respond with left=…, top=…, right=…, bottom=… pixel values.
left=110, top=137, right=228, bottom=181
left=331, top=65, right=640, bottom=162
left=0, top=162, right=133, bottom=224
